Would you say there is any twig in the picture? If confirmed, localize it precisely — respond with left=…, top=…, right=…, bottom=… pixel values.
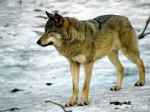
left=141, top=32, right=150, bottom=37
left=45, top=100, right=72, bottom=112
left=139, top=16, right=150, bottom=39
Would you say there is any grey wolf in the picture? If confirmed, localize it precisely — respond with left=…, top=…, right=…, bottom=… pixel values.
left=37, top=11, right=145, bottom=106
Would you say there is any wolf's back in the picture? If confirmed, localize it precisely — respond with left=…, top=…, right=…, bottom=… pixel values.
left=92, top=15, right=131, bottom=30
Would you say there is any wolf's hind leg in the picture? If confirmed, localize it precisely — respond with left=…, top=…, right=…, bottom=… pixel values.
left=65, top=61, right=80, bottom=107
left=121, top=48, right=145, bottom=86
left=108, top=50, right=124, bottom=91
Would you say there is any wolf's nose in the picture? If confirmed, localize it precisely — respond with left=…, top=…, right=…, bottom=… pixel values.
left=37, top=40, right=41, bottom=45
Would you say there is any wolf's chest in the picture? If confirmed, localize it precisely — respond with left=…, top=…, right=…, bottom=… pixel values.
left=71, top=54, right=86, bottom=63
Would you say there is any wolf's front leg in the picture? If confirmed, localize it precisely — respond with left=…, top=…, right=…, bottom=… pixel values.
left=65, top=61, right=80, bottom=107
left=78, top=62, right=94, bottom=106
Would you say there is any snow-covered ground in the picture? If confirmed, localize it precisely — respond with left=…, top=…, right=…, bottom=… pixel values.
left=0, top=0, right=150, bottom=112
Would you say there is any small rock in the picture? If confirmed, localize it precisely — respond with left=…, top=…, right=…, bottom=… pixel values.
left=0, top=108, right=20, bottom=112
left=124, top=101, right=131, bottom=105
left=19, top=0, right=22, bottom=4
left=46, top=83, right=52, bottom=86
left=115, top=107, right=119, bottom=110
left=110, top=101, right=131, bottom=106
left=53, top=10, right=59, bottom=13
left=3, top=24, right=9, bottom=27
left=34, top=9, right=42, bottom=12
left=10, top=88, right=23, bottom=93
left=110, top=101, right=122, bottom=105
left=10, top=108, right=19, bottom=111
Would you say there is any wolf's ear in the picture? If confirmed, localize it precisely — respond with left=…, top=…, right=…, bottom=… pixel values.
left=54, top=13, right=64, bottom=26
left=45, top=11, right=53, bottom=19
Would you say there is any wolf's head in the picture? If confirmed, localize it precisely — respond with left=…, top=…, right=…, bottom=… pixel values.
left=37, top=11, right=69, bottom=47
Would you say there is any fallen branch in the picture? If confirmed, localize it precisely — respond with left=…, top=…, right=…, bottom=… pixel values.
left=139, top=16, right=150, bottom=39
left=45, top=100, right=72, bottom=112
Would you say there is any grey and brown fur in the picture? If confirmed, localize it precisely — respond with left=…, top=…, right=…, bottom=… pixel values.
left=37, top=11, right=145, bottom=106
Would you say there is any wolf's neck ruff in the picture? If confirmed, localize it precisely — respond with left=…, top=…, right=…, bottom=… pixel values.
left=66, top=17, right=86, bottom=41
left=55, top=17, right=98, bottom=62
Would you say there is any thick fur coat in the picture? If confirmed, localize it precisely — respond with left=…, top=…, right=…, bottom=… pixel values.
left=37, top=12, right=145, bottom=106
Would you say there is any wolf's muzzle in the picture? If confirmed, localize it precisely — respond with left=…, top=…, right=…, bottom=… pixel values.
left=36, top=40, right=53, bottom=47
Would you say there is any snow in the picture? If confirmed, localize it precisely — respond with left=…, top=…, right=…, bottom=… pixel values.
left=0, top=0, right=150, bottom=112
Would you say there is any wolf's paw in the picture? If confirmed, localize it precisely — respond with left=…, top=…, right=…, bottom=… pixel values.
left=78, top=98, right=89, bottom=106
left=110, top=85, right=121, bottom=91
left=135, top=80, right=145, bottom=86
left=65, top=97, right=77, bottom=107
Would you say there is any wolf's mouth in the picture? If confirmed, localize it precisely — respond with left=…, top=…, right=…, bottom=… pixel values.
left=37, top=40, right=53, bottom=47
left=48, top=42, right=53, bottom=45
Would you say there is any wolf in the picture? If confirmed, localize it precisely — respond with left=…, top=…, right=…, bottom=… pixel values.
left=37, top=11, right=145, bottom=106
